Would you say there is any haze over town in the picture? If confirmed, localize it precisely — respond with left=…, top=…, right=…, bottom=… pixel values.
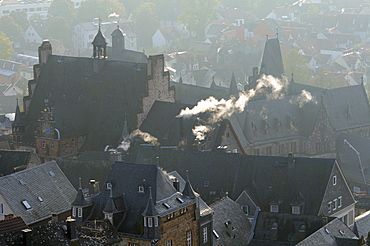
left=2, top=0, right=370, bottom=245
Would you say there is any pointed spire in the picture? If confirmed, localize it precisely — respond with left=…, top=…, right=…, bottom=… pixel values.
left=291, top=72, right=295, bottom=83
left=182, top=170, right=196, bottom=199
left=12, top=99, right=25, bottom=127
left=72, top=178, right=88, bottom=207
left=119, top=114, right=129, bottom=143
left=142, top=187, right=158, bottom=217
left=92, top=26, right=107, bottom=46
left=210, top=76, right=217, bottom=88
left=179, top=76, right=183, bottom=84
left=229, top=72, right=238, bottom=97
left=103, top=187, right=120, bottom=214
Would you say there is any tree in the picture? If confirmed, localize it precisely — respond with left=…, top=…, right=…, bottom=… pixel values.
left=77, top=0, right=125, bottom=23
left=132, top=2, right=159, bottom=48
left=0, top=15, right=23, bottom=38
left=9, top=10, right=30, bottom=32
left=48, top=0, right=75, bottom=24
left=283, top=49, right=309, bottom=84
left=310, top=70, right=336, bottom=89
left=45, top=17, right=73, bottom=49
left=178, top=0, right=218, bottom=40
left=0, top=33, right=14, bottom=60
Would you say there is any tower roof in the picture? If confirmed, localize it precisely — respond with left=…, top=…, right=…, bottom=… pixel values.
left=228, top=73, right=238, bottom=97
left=142, top=187, right=158, bottom=217
left=12, top=100, right=25, bottom=127
left=111, top=26, right=125, bottom=37
left=103, top=188, right=121, bottom=214
left=92, top=26, right=108, bottom=46
left=182, top=170, right=196, bottom=199
left=72, top=178, right=89, bottom=207
left=260, top=37, right=284, bottom=78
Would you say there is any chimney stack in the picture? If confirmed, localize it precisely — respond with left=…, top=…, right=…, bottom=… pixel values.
left=89, top=179, right=100, bottom=195
left=66, top=218, right=77, bottom=240
left=226, top=220, right=235, bottom=238
left=22, top=229, right=32, bottom=246
left=51, top=212, right=58, bottom=223
left=173, top=178, right=180, bottom=191
left=287, top=152, right=295, bottom=168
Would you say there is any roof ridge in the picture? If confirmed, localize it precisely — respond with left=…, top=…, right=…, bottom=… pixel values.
left=0, top=216, right=22, bottom=222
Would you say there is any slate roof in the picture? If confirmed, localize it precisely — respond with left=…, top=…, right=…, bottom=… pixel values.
left=210, top=197, right=251, bottom=246
left=0, top=216, right=28, bottom=234
left=260, top=37, right=284, bottom=78
left=135, top=149, right=344, bottom=216
left=0, top=150, right=32, bottom=176
left=249, top=212, right=335, bottom=246
left=139, top=101, right=227, bottom=151
left=354, top=210, right=370, bottom=239
left=296, top=218, right=360, bottom=246
left=0, top=161, right=77, bottom=225
left=23, top=53, right=148, bottom=151
left=86, top=162, right=197, bottom=235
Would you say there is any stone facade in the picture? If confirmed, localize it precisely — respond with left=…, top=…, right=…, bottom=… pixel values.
left=137, top=54, right=175, bottom=127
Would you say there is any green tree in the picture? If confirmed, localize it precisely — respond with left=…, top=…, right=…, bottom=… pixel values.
left=178, top=0, right=218, bottom=40
left=0, top=33, right=14, bottom=59
left=77, top=0, right=125, bottom=23
left=119, top=0, right=143, bottom=15
left=283, top=49, right=309, bottom=84
left=310, top=70, right=336, bottom=89
left=132, top=2, right=159, bottom=48
left=48, top=0, right=76, bottom=24
left=45, top=17, right=73, bottom=49
left=9, top=10, right=30, bottom=32
left=0, top=15, right=23, bottom=38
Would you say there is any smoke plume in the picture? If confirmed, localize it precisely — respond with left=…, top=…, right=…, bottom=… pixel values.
left=117, top=129, right=159, bottom=151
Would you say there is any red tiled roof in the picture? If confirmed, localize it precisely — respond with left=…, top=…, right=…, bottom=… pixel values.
left=0, top=216, right=28, bottom=233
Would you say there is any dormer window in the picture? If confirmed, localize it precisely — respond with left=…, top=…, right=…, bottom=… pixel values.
left=333, top=175, right=337, bottom=186
left=138, top=185, right=144, bottom=193
left=106, top=182, right=112, bottom=190
left=292, top=205, right=300, bottom=214
left=270, top=205, right=279, bottom=213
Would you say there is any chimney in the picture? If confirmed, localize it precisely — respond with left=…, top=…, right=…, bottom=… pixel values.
left=226, top=220, right=235, bottom=238
left=22, top=229, right=32, bottom=246
left=287, top=153, right=295, bottom=168
left=51, top=212, right=58, bottom=223
left=89, top=179, right=100, bottom=195
left=5, top=213, right=14, bottom=219
left=173, top=178, right=180, bottom=191
left=38, top=40, right=52, bottom=65
left=66, top=218, right=77, bottom=240
left=252, top=67, right=259, bottom=76
left=110, top=151, right=122, bottom=162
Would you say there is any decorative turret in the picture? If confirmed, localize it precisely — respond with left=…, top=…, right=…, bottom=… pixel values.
left=142, top=187, right=160, bottom=240
left=92, top=26, right=108, bottom=59
left=228, top=73, right=238, bottom=97
left=182, top=170, right=196, bottom=199
left=103, top=188, right=120, bottom=225
left=71, top=178, right=90, bottom=225
left=111, top=25, right=125, bottom=50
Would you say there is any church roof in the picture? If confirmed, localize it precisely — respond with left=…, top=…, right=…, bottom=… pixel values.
left=260, top=37, right=284, bottom=78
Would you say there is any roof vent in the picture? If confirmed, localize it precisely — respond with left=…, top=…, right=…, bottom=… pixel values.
left=19, top=180, right=26, bottom=185
left=339, top=229, right=345, bottom=236
left=37, top=197, right=43, bottom=202
left=176, top=197, right=184, bottom=203
left=48, top=171, right=55, bottom=177
left=325, top=228, right=330, bottom=234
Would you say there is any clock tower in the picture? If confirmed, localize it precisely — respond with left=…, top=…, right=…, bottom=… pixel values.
left=35, top=102, right=56, bottom=163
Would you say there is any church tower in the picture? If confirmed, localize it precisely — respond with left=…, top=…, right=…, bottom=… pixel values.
left=111, top=25, right=125, bottom=50
left=92, top=26, right=108, bottom=59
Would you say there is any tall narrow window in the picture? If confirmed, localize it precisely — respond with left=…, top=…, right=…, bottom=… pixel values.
left=203, top=227, right=208, bottom=243
left=78, top=208, right=82, bottom=217
left=72, top=207, right=76, bottom=217
left=0, top=203, right=3, bottom=214
left=186, top=231, right=192, bottom=246
left=148, top=217, right=153, bottom=227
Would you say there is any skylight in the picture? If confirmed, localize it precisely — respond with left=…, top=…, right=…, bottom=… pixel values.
left=176, top=197, right=184, bottom=203
left=163, top=203, right=171, bottom=209
left=48, top=171, right=55, bottom=177
left=37, top=197, right=43, bottom=202
left=21, top=200, right=31, bottom=210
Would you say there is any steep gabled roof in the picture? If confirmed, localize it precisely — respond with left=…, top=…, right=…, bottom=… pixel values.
left=0, top=216, right=28, bottom=234
left=0, top=150, right=31, bottom=176
left=136, top=149, right=342, bottom=216
left=260, top=38, right=284, bottom=78
left=0, top=161, right=77, bottom=225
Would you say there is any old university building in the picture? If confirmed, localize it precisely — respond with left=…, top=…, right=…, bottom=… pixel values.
left=11, top=26, right=175, bottom=162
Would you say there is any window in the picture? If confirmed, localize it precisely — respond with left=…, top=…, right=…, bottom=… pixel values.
left=78, top=208, right=82, bottom=217
left=37, top=197, right=43, bottom=202
left=266, top=146, right=272, bottom=155
left=254, top=148, right=260, bottom=155
left=333, top=199, right=337, bottom=211
left=333, top=175, right=337, bottom=185
left=71, top=138, right=76, bottom=147
left=166, top=240, right=172, bottom=246
left=148, top=217, right=153, bottom=227
left=203, top=227, right=208, bottom=243
left=204, top=181, right=209, bottom=187
left=42, top=141, right=46, bottom=149
left=138, top=185, right=144, bottom=193
left=242, top=205, right=249, bottom=215
left=338, top=196, right=342, bottom=208
left=128, top=243, right=138, bottom=246
left=186, top=231, right=192, bottom=246
left=0, top=203, right=3, bottom=214
left=292, top=206, right=300, bottom=214
left=106, top=182, right=112, bottom=189
left=328, top=201, right=332, bottom=213
left=50, top=141, right=54, bottom=150
left=143, top=217, right=147, bottom=227
left=72, top=207, right=76, bottom=217
left=270, top=205, right=279, bottom=213
left=154, top=217, right=158, bottom=227
left=21, top=200, right=31, bottom=210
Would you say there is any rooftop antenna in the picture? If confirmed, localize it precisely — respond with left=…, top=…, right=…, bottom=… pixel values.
left=276, top=28, right=279, bottom=39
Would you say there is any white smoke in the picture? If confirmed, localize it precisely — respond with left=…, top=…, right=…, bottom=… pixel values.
left=290, top=89, right=317, bottom=108
left=117, top=129, right=159, bottom=151
left=178, top=75, right=287, bottom=142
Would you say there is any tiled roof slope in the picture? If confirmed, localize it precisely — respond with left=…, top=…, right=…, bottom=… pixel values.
left=88, top=162, right=196, bottom=234
left=136, top=149, right=340, bottom=216
left=211, top=197, right=251, bottom=246
left=0, top=216, right=28, bottom=234
left=297, top=218, right=359, bottom=246
left=0, top=161, right=77, bottom=225
left=24, top=55, right=148, bottom=151
left=0, top=150, right=32, bottom=176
